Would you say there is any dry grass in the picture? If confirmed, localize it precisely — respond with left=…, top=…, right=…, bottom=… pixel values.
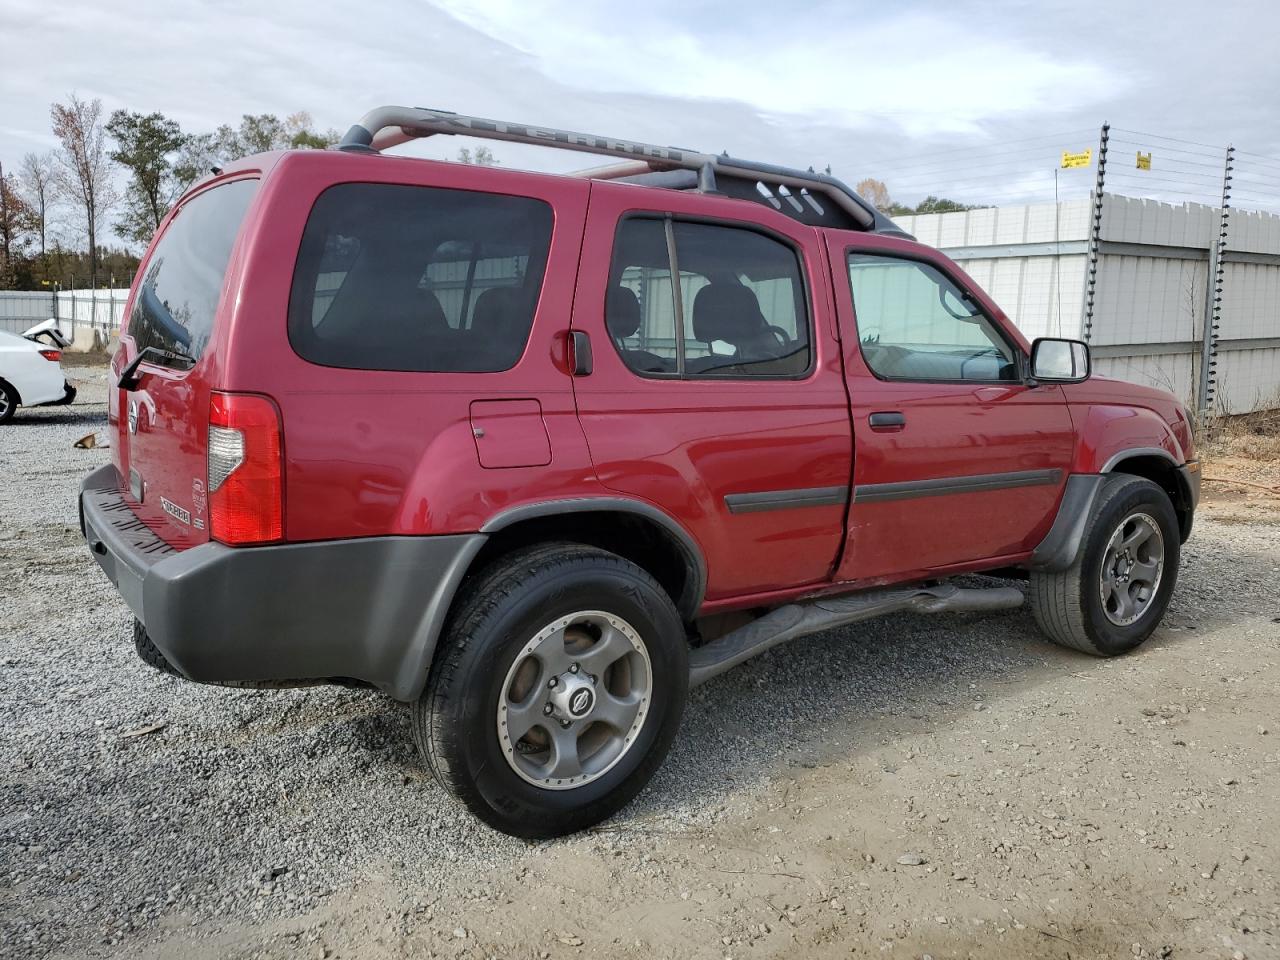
left=1200, top=406, right=1280, bottom=464
left=1197, top=405, right=1280, bottom=520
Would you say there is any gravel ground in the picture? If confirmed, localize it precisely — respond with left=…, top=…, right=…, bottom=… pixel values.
left=2, top=369, right=1277, bottom=960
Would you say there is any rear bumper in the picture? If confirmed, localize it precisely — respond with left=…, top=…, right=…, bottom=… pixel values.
left=79, top=464, right=485, bottom=701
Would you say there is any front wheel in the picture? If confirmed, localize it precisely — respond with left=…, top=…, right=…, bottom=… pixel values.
left=412, top=543, right=688, bottom=838
left=0, top=380, right=18, bottom=424
left=1030, top=474, right=1181, bottom=656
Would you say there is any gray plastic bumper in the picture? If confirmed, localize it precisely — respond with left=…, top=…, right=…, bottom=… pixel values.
left=79, top=464, right=485, bottom=701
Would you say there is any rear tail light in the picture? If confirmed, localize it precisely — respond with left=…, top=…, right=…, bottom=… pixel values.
left=207, top=392, right=283, bottom=545
left=38, top=349, right=61, bottom=362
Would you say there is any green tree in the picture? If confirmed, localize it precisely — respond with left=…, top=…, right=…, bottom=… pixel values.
left=106, top=110, right=189, bottom=244
left=285, top=112, right=338, bottom=149
left=911, top=195, right=976, bottom=214
left=173, top=132, right=221, bottom=190
left=457, top=146, right=498, bottom=166
left=212, top=112, right=337, bottom=161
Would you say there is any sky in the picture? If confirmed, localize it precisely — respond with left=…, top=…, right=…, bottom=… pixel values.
left=3, top=0, right=1279, bottom=247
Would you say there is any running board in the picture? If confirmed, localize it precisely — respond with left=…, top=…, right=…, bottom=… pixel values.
left=688, top=584, right=1024, bottom=687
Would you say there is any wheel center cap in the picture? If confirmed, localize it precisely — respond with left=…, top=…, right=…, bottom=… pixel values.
left=548, top=671, right=596, bottom=720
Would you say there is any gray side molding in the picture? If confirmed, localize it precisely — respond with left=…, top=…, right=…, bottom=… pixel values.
left=481, top=497, right=707, bottom=618
left=1028, top=474, right=1106, bottom=571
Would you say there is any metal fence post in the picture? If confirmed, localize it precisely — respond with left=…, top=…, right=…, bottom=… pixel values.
left=1082, top=122, right=1109, bottom=343
left=1197, top=145, right=1234, bottom=420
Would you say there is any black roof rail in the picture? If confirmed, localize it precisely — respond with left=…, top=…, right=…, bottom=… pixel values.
left=338, top=105, right=909, bottom=237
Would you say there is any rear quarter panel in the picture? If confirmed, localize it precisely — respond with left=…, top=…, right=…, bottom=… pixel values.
left=220, top=151, right=609, bottom=542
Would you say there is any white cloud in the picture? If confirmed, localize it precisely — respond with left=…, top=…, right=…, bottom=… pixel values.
left=432, top=0, right=1115, bottom=135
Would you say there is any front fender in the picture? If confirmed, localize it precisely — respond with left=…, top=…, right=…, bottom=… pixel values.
left=1070, top=403, right=1187, bottom=474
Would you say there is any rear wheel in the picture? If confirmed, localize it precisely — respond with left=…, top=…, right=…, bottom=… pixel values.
left=0, top=380, right=18, bottom=424
left=412, top=543, right=687, bottom=838
left=1030, top=474, right=1180, bottom=656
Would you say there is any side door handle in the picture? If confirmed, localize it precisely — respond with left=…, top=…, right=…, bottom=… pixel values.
left=569, top=330, right=593, bottom=376
left=868, top=411, right=906, bottom=431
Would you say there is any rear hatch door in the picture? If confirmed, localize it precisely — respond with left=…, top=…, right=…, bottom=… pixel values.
left=115, top=177, right=259, bottom=547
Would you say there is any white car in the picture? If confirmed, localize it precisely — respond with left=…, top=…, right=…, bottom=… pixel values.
left=0, top=321, right=77, bottom=424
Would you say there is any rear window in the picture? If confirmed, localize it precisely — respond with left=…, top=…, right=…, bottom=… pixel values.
left=127, top=179, right=257, bottom=365
left=287, top=183, right=554, bottom=373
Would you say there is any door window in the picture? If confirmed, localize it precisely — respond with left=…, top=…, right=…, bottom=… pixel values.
left=846, top=253, right=1018, bottom=381
left=607, top=217, right=811, bottom=378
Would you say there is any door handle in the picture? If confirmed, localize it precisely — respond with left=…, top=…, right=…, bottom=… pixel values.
left=868, top=411, right=906, bottom=430
left=569, top=330, right=593, bottom=376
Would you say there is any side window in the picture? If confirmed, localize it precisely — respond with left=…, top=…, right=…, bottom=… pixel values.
left=128, top=179, right=258, bottom=365
left=288, top=183, right=553, bottom=373
left=606, top=217, right=811, bottom=378
left=847, top=254, right=1018, bottom=382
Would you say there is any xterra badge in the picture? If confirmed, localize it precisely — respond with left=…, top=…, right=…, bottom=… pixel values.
left=160, top=496, right=191, bottom=526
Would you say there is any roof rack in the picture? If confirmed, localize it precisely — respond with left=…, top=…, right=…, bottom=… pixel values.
left=338, top=106, right=909, bottom=237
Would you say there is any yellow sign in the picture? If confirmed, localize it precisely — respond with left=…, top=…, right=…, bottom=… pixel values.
left=1136, top=151, right=1152, bottom=170
left=1061, top=149, right=1092, bottom=169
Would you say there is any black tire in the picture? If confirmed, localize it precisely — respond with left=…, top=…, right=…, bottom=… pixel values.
left=1029, top=474, right=1180, bottom=656
left=412, top=542, right=688, bottom=838
left=133, top=619, right=181, bottom=676
left=0, top=379, right=18, bottom=424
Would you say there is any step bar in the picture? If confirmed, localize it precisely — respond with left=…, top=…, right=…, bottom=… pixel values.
left=688, top=583, right=1025, bottom=687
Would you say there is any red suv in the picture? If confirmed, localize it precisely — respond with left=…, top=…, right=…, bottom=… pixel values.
left=80, top=106, right=1200, bottom=837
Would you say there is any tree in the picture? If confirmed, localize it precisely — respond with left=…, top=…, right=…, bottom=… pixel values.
left=172, top=132, right=221, bottom=191
left=19, top=152, right=55, bottom=270
left=211, top=112, right=336, bottom=161
left=285, top=111, right=338, bottom=149
left=0, top=161, right=35, bottom=288
left=50, top=94, right=117, bottom=288
left=107, top=110, right=189, bottom=244
left=855, top=177, right=892, bottom=210
left=457, top=146, right=498, bottom=166
left=911, top=195, right=976, bottom=215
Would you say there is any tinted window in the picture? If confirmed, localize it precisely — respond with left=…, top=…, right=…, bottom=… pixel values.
left=847, top=254, right=1017, bottom=381
left=127, top=179, right=257, bottom=365
left=607, top=217, right=810, bottom=378
left=288, top=183, right=553, bottom=373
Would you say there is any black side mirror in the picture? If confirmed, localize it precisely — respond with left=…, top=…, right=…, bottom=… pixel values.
left=1030, top=337, right=1090, bottom=383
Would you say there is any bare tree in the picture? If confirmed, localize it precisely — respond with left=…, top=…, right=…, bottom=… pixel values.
left=19, top=151, right=56, bottom=268
left=855, top=177, right=892, bottom=210
left=50, top=94, right=117, bottom=288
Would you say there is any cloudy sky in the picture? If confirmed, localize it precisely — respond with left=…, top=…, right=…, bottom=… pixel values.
left=3, top=0, right=1278, bottom=245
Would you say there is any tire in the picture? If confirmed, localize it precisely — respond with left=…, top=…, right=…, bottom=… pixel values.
left=133, top=619, right=181, bottom=676
left=0, top=380, right=18, bottom=424
left=1030, top=474, right=1180, bottom=656
left=412, top=542, right=688, bottom=838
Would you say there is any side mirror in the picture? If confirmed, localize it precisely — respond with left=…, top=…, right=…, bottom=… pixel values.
left=1030, top=337, right=1090, bottom=383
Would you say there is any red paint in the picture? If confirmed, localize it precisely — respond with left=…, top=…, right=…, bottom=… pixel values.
left=110, top=147, right=1195, bottom=618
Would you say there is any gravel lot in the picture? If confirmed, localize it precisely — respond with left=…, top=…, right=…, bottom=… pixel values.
left=2, top=368, right=1277, bottom=960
